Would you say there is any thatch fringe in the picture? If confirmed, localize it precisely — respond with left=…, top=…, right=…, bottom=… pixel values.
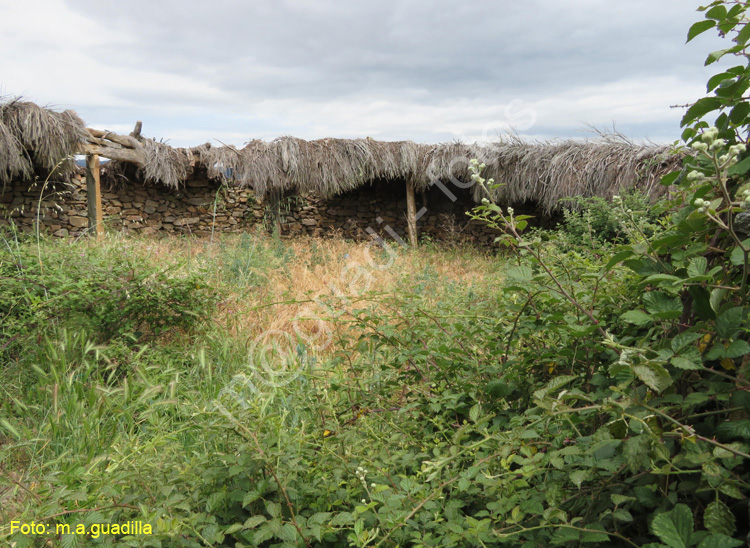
left=470, top=135, right=680, bottom=212
left=0, top=100, right=681, bottom=211
left=139, top=139, right=192, bottom=188
left=0, top=98, right=87, bottom=184
left=199, top=135, right=680, bottom=212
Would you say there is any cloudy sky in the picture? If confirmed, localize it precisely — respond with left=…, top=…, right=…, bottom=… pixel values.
left=0, top=0, right=731, bottom=147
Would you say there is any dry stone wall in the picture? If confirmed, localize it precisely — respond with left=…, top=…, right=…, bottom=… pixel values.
left=1, top=173, right=509, bottom=244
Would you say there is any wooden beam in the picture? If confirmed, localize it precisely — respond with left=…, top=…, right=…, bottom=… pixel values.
left=86, top=128, right=141, bottom=149
left=79, top=143, right=145, bottom=165
left=406, top=182, right=418, bottom=248
left=130, top=121, right=143, bottom=138
left=85, top=154, right=104, bottom=239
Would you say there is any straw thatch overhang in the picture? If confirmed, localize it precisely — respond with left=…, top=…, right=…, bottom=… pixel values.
left=1, top=98, right=684, bottom=244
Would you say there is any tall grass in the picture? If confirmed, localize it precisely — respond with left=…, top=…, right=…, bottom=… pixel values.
left=0, top=230, right=504, bottom=545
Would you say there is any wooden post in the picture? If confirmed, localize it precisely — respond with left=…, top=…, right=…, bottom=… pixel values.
left=406, top=182, right=418, bottom=248
left=270, top=189, right=283, bottom=236
left=85, top=154, right=104, bottom=239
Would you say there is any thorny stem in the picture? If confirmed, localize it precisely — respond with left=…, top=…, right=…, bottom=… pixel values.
left=228, top=419, right=313, bottom=547
left=643, top=404, right=750, bottom=460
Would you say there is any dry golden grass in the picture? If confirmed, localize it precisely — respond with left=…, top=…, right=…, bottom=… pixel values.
left=79, top=232, right=503, bottom=359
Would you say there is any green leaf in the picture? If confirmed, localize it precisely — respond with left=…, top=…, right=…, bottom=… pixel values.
left=672, top=332, right=703, bottom=353
left=689, top=286, right=716, bottom=321
left=506, top=265, right=533, bottom=282
left=570, top=470, right=587, bottom=488
left=728, top=101, right=750, bottom=125
left=707, top=72, right=735, bottom=92
left=242, top=490, right=261, bottom=508
left=643, top=274, right=684, bottom=291
left=660, top=171, right=682, bottom=186
left=711, top=288, right=727, bottom=314
left=224, top=523, right=244, bottom=535
left=632, top=361, right=673, bottom=393
left=706, top=5, right=727, bottom=20
left=688, top=257, right=708, bottom=278
left=533, top=375, right=579, bottom=402
left=716, top=419, right=750, bottom=441
left=718, top=482, right=745, bottom=499
left=724, top=339, right=750, bottom=359
left=244, top=515, right=267, bottom=529
left=206, top=491, right=225, bottom=513
left=469, top=403, right=481, bottom=423
left=704, top=500, right=736, bottom=536
left=682, top=97, right=723, bottom=126
left=621, top=310, right=653, bottom=326
left=580, top=524, right=610, bottom=543
left=716, top=307, right=744, bottom=339
left=728, top=241, right=749, bottom=265
left=265, top=500, right=281, bottom=518
left=644, top=292, right=683, bottom=319
left=706, top=49, right=733, bottom=65
left=687, top=20, right=717, bottom=42
left=330, top=511, right=354, bottom=526
left=605, top=249, right=635, bottom=270
left=611, top=494, right=637, bottom=506
left=736, top=21, right=750, bottom=45
left=551, top=527, right=580, bottom=546
left=672, top=351, right=704, bottom=370
left=0, top=418, right=21, bottom=440
left=613, top=509, right=634, bottom=522
left=696, top=534, right=744, bottom=548
left=650, top=504, right=694, bottom=548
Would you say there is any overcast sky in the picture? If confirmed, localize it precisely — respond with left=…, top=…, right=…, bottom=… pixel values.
left=0, top=0, right=732, bottom=147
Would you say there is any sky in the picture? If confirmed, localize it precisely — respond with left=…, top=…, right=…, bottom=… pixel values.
left=0, top=0, right=734, bottom=148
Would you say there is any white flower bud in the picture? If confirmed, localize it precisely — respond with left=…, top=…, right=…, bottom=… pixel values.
left=702, top=127, right=719, bottom=143
left=710, top=139, right=726, bottom=151
left=692, top=142, right=708, bottom=153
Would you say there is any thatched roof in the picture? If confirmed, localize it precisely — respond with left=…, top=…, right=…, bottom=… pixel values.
left=0, top=98, right=88, bottom=184
left=469, top=135, right=680, bottom=212
left=0, top=99, right=681, bottom=212
left=198, top=135, right=680, bottom=212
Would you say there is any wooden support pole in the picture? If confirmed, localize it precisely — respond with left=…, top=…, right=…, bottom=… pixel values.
left=270, top=189, right=283, bottom=236
left=85, top=154, right=104, bottom=239
left=406, top=182, right=418, bottom=248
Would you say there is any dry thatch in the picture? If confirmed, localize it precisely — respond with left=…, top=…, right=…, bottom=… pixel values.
left=469, top=134, right=680, bottom=212
left=0, top=98, right=88, bottom=184
left=0, top=99, right=681, bottom=211
left=138, top=139, right=192, bottom=188
left=199, top=134, right=680, bottom=212
left=198, top=137, right=424, bottom=196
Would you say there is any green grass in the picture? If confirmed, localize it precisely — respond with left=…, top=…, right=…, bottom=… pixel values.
left=0, top=231, right=507, bottom=546
left=1, top=214, right=748, bottom=547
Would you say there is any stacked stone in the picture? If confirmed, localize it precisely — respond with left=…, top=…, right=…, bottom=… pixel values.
left=2, top=175, right=506, bottom=244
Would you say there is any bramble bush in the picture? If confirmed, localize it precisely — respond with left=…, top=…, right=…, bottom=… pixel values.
left=3, top=2, right=750, bottom=547
left=0, top=235, right=217, bottom=359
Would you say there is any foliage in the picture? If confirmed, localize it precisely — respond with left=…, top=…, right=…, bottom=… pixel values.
left=557, top=190, right=664, bottom=247
left=0, top=235, right=217, bottom=360
left=2, top=3, right=750, bottom=547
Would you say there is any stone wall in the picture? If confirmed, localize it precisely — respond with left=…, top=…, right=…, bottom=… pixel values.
left=0, top=172, right=518, bottom=244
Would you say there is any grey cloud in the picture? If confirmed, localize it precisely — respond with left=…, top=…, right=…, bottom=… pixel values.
left=53, top=0, right=731, bottom=143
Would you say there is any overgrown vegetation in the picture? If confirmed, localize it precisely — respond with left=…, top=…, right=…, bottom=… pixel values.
left=1, top=2, right=750, bottom=547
